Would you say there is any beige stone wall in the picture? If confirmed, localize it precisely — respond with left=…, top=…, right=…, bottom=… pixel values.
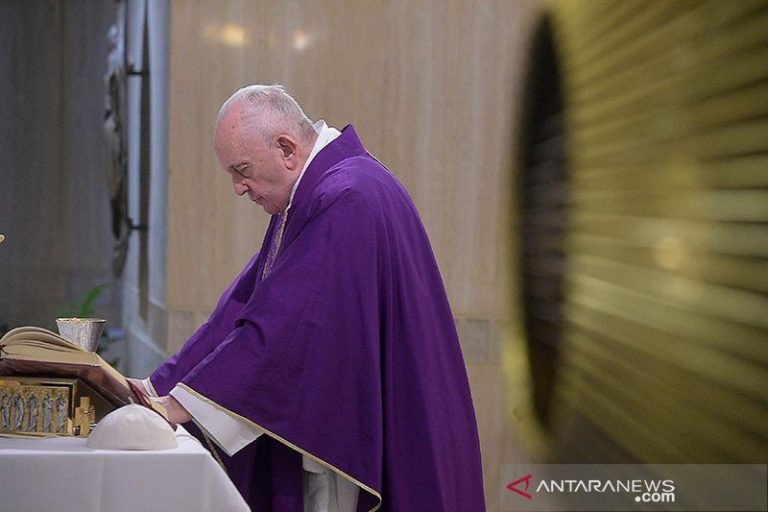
left=164, top=1, right=541, bottom=508
left=166, top=0, right=536, bottom=319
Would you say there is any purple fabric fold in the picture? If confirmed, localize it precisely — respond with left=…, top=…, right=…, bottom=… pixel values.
left=151, top=126, right=485, bottom=511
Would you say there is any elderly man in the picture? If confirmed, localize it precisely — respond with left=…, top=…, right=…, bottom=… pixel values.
left=143, top=85, right=485, bottom=511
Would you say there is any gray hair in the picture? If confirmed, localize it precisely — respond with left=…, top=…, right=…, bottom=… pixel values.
left=216, top=84, right=315, bottom=144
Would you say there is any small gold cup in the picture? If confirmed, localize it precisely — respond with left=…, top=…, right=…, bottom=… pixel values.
left=55, top=318, right=106, bottom=352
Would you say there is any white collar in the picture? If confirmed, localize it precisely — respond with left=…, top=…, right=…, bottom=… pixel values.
left=286, top=120, right=342, bottom=211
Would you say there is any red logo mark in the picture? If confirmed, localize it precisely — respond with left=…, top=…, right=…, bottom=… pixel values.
left=507, top=473, right=533, bottom=499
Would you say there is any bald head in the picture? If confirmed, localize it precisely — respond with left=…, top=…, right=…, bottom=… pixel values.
left=215, top=85, right=316, bottom=146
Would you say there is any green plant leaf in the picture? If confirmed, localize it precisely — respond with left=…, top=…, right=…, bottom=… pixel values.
left=76, top=284, right=106, bottom=317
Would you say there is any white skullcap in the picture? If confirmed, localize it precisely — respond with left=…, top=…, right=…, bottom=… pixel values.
left=87, top=404, right=178, bottom=450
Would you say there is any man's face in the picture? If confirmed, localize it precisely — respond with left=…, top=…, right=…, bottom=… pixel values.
left=214, top=112, right=296, bottom=215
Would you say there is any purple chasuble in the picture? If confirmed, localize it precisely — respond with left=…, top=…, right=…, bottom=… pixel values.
left=150, top=126, right=486, bottom=512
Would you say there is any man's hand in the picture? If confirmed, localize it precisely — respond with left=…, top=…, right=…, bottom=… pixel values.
left=126, top=378, right=144, bottom=391
left=154, top=395, right=193, bottom=424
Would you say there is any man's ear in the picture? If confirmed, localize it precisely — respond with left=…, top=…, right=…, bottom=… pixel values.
left=276, top=135, right=298, bottom=166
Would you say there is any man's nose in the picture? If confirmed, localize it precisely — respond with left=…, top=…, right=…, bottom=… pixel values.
left=233, top=181, right=248, bottom=196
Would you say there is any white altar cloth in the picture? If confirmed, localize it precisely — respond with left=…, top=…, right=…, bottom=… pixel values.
left=0, top=426, right=249, bottom=512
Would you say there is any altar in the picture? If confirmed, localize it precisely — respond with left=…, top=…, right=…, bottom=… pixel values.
left=0, top=426, right=249, bottom=512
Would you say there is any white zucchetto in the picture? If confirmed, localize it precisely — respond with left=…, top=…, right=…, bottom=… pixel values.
left=87, top=404, right=177, bottom=450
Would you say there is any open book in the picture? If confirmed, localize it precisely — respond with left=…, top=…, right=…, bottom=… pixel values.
left=0, top=326, right=167, bottom=420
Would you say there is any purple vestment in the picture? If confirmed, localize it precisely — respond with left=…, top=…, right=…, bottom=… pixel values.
left=151, top=126, right=486, bottom=512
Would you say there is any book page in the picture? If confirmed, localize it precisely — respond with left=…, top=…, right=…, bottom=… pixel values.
left=1, top=327, right=85, bottom=352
